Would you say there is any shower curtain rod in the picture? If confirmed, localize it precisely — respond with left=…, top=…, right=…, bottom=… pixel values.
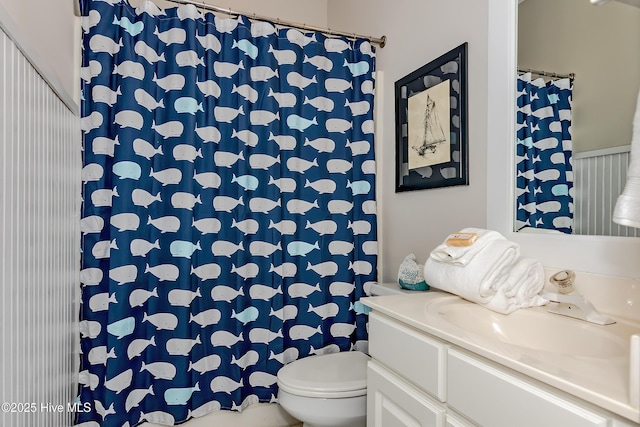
left=147, top=0, right=387, bottom=47
left=518, top=67, right=575, bottom=80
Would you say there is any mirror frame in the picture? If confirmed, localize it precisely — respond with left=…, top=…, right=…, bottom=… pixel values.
left=486, top=0, right=640, bottom=278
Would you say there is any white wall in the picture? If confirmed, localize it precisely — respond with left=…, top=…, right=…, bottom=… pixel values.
left=327, top=0, right=490, bottom=282
left=0, top=23, right=80, bottom=427
left=0, top=0, right=328, bottom=114
left=518, top=0, right=640, bottom=153
left=0, top=2, right=81, bottom=427
left=128, top=0, right=328, bottom=27
left=0, top=0, right=79, bottom=107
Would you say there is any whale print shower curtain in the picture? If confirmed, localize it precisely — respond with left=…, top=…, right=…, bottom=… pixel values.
left=77, top=0, right=377, bottom=425
left=516, top=72, right=573, bottom=233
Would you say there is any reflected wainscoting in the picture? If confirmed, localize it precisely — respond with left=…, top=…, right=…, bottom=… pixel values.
left=573, top=145, right=640, bottom=237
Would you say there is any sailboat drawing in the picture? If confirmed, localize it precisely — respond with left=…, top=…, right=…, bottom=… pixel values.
left=412, top=94, right=447, bottom=157
left=407, top=79, right=451, bottom=170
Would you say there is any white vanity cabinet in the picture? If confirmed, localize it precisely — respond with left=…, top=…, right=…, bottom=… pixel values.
left=444, top=413, right=475, bottom=427
left=367, top=312, right=471, bottom=427
left=367, top=311, right=634, bottom=427
left=367, top=361, right=446, bottom=426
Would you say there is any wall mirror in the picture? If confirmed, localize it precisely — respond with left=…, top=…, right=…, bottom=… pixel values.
left=515, top=0, right=640, bottom=237
left=486, top=0, right=640, bottom=278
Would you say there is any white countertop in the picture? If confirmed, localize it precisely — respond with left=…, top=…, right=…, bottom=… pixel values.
left=363, top=290, right=640, bottom=424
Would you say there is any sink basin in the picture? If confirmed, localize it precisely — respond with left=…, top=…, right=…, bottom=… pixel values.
left=425, top=296, right=628, bottom=358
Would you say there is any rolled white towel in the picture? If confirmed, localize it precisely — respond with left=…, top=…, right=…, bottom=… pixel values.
left=480, top=258, right=547, bottom=314
left=424, top=237, right=520, bottom=306
left=430, top=228, right=507, bottom=266
left=503, top=258, right=546, bottom=300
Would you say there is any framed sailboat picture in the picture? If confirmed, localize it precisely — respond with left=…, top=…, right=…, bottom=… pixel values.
left=395, top=43, right=468, bottom=192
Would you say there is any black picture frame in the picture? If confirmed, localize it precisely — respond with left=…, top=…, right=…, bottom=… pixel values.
left=395, top=43, right=468, bottom=192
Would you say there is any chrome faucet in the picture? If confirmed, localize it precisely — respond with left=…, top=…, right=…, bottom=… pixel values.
left=541, top=270, right=616, bottom=326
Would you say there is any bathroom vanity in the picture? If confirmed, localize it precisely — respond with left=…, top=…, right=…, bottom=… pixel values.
left=363, top=282, right=640, bottom=427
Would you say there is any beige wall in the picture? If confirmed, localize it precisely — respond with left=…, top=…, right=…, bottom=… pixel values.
left=327, top=0, right=489, bottom=282
left=0, top=0, right=79, bottom=106
left=127, top=0, right=327, bottom=27
left=0, top=0, right=327, bottom=109
left=518, top=0, right=640, bottom=153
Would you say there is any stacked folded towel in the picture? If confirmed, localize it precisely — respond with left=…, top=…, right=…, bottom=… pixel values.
left=423, top=228, right=547, bottom=314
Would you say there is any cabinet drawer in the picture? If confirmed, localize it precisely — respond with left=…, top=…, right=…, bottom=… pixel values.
left=447, top=349, right=608, bottom=427
left=368, top=360, right=445, bottom=427
left=445, top=413, right=477, bottom=427
left=369, top=312, right=446, bottom=401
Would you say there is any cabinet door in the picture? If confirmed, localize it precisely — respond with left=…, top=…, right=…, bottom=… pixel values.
left=368, top=361, right=445, bottom=427
left=445, top=413, right=476, bottom=427
left=447, top=349, right=608, bottom=427
left=369, top=312, right=447, bottom=401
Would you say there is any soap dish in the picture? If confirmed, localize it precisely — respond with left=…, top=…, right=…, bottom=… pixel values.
left=397, top=254, right=430, bottom=291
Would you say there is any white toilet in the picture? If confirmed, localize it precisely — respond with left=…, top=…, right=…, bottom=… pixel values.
left=277, top=283, right=410, bottom=427
left=277, top=350, right=370, bottom=427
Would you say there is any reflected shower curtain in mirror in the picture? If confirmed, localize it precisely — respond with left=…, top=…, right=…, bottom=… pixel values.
left=515, top=72, right=573, bottom=234
left=77, top=0, right=377, bottom=425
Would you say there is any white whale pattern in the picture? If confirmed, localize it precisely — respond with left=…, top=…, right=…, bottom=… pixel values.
left=133, top=138, right=163, bottom=159
left=79, top=2, right=376, bottom=425
left=267, top=89, right=297, bottom=108
left=134, top=41, right=166, bottom=65
left=81, top=215, right=104, bottom=234
left=88, top=346, right=116, bottom=366
left=140, top=362, right=176, bottom=380
left=129, top=288, right=158, bottom=307
left=516, top=73, right=574, bottom=233
left=189, top=354, right=222, bottom=374
left=269, top=304, right=298, bottom=321
left=125, top=385, right=155, bottom=412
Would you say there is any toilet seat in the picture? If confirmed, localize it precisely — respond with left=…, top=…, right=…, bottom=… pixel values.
left=277, top=351, right=370, bottom=399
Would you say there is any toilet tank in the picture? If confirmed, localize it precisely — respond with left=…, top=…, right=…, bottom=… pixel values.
left=364, top=282, right=414, bottom=296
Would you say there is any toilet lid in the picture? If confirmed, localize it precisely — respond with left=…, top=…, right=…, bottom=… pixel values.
left=277, top=351, right=370, bottom=398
